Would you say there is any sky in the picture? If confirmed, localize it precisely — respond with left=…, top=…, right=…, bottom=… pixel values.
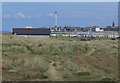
left=1, top=0, right=120, bottom=2
left=2, top=2, right=118, bottom=31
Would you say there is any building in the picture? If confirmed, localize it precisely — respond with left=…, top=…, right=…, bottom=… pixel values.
left=51, top=31, right=119, bottom=38
left=105, top=26, right=119, bottom=31
left=85, top=26, right=104, bottom=32
left=50, top=26, right=84, bottom=32
left=50, top=32, right=77, bottom=37
left=12, top=28, right=51, bottom=37
left=76, top=32, right=119, bottom=38
left=104, top=22, right=119, bottom=31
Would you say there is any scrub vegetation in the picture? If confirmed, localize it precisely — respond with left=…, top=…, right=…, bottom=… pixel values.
left=2, top=35, right=118, bottom=81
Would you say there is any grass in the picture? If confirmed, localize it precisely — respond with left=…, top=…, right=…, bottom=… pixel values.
left=2, top=35, right=119, bottom=81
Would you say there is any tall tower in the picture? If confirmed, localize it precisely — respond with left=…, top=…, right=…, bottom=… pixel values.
left=112, top=21, right=115, bottom=27
left=55, top=11, right=57, bottom=27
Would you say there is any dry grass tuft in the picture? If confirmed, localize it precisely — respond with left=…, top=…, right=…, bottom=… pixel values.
left=2, top=35, right=118, bottom=81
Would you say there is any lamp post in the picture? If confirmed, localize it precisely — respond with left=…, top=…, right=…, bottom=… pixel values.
left=55, top=11, right=57, bottom=27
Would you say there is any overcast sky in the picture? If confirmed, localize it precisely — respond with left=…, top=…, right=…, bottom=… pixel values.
left=2, top=2, right=118, bottom=31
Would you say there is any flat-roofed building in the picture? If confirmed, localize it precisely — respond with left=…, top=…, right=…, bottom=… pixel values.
left=12, top=28, right=51, bottom=38
left=12, top=28, right=51, bottom=35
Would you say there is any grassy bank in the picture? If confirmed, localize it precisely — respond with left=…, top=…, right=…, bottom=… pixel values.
left=50, top=36, right=116, bottom=41
left=2, top=35, right=118, bottom=81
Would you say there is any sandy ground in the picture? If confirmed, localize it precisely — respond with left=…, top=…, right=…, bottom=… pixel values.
left=48, top=62, right=63, bottom=81
left=26, top=35, right=50, bottom=39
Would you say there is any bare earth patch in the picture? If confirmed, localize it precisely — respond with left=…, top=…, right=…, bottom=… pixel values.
left=48, top=62, right=63, bottom=81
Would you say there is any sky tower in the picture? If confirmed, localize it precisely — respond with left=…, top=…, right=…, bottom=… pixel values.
left=55, top=11, right=57, bottom=27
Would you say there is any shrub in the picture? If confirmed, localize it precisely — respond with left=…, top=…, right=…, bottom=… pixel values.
left=101, top=77, right=113, bottom=81
left=76, top=72, right=90, bottom=76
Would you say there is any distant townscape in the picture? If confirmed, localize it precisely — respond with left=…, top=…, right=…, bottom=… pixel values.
left=51, top=22, right=118, bottom=32
left=12, top=22, right=120, bottom=38
left=50, top=22, right=119, bottom=38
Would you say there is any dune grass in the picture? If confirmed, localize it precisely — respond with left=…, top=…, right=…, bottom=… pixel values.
left=2, top=35, right=119, bottom=81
